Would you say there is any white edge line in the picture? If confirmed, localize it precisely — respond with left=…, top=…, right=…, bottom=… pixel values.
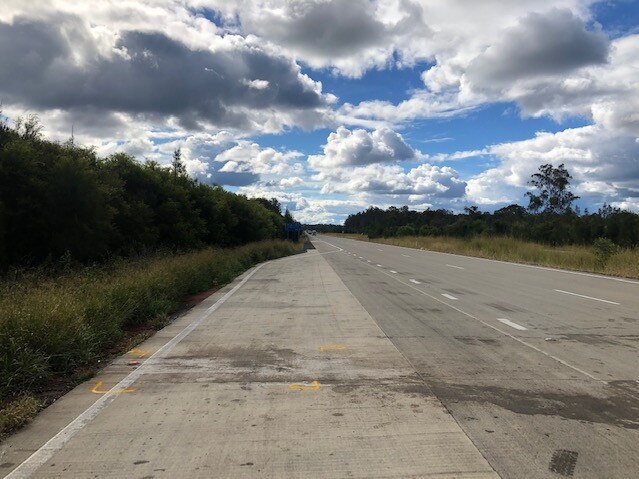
left=554, top=289, right=620, bottom=305
left=497, top=318, right=528, bottom=331
left=446, top=264, right=464, bottom=270
left=5, top=263, right=266, bottom=479
left=331, top=235, right=639, bottom=285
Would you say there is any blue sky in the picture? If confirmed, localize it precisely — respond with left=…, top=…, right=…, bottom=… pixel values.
left=1, top=0, right=638, bottom=223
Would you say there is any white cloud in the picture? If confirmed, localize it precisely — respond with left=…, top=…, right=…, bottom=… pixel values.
left=314, top=162, right=466, bottom=198
left=241, top=78, right=270, bottom=90
left=280, top=176, right=304, bottom=187
left=308, top=126, right=420, bottom=168
left=216, top=142, right=304, bottom=175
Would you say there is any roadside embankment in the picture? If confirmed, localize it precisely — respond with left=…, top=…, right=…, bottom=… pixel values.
left=328, top=233, right=639, bottom=278
left=0, top=240, right=300, bottom=436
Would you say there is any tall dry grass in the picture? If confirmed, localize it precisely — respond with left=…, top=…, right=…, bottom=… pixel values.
left=0, top=240, right=300, bottom=405
left=330, top=234, right=639, bottom=278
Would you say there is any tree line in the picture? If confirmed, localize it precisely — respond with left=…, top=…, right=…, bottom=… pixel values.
left=0, top=115, right=290, bottom=270
left=343, top=164, right=639, bottom=247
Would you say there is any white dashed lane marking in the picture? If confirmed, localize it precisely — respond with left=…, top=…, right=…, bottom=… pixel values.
left=497, top=318, right=528, bottom=331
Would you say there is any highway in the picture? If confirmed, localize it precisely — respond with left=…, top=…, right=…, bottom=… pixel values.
left=1, top=235, right=638, bottom=478
left=312, top=234, right=639, bottom=478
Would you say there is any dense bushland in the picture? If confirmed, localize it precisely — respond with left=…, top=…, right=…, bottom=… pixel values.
left=0, top=115, right=288, bottom=269
left=0, top=241, right=299, bottom=410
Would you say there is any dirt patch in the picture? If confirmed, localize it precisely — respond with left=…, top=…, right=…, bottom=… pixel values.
left=454, top=336, right=500, bottom=346
left=199, top=346, right=298, bottom=369
left=485, top=302, right=517, bottom=313
left=555, top=334, right=632, bottom=347
left=549, top=449, right=578, bottom=477
left=429, top=381, right=639, bottom=429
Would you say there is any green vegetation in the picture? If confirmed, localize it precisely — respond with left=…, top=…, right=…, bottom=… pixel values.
left=332, top=233, right=639, bottom=278
left=0, top=240, right=300, bottom=435
left=339, top=164, right=638, bottom=277
left=0, top=114, right=289, bottom=270
left=343, top=164, right=639, bottom=249
left=0, top=395, right=42, bottom=436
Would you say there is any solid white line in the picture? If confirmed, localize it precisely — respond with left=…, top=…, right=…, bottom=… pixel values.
left=5, top=264, right=265, bottom=479
left=446, top=264, right=464, bottom=270
left=356, top=259, right=604, bottom=383
left=376, top=264, right=383, bottom=267
left=497, top=318, right=528, bottom=331
left=554, top=289, right=620, bottom=305
left=441, top=293, right=458, bottom=300
left=390, top=270, right=398, bottom=274
left=409, top=279, right=421, bottom=284
left=331, top=235, right=639, bottom=284
left=311, top=238, right=343, bottom=252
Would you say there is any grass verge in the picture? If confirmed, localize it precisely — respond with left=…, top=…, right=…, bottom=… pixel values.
left=0, top=240, right=301, bottom=436
left=329, top=234, right=639, bottom=279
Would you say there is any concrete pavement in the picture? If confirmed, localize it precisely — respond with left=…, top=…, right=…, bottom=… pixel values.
left=1, top=248, right=497, bottom=478
left=313, top=234, right=639, bottom=478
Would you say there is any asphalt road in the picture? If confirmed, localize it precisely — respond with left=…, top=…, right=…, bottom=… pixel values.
left=311, top=234, right=639, bottom=478
left=2, top=236, right=637, bottom=478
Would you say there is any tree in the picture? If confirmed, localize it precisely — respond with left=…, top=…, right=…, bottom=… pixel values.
left=171, top=148, right=186, bottom=177
left=255, top=197, right=282, bottom=216
left=525, top=163, right=579, bottom=214
left=14, top=113, right=43, bottom=141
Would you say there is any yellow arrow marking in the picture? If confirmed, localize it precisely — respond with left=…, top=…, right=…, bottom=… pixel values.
left=288, top=380, right=321, bottom=391
left=91, top=381, right=135, bottom=394
left=319, top=343, right=346, bottom=352
left=127, top=348, right=149, bottom=358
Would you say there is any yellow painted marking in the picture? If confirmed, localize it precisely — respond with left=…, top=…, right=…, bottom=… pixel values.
left=127, top=348, right=149, bottom=358
left=288, top=380, right=321, bottom=391
left=91, top=381, right=135, bottom=394
left=319, top=343, right=346, bottom=352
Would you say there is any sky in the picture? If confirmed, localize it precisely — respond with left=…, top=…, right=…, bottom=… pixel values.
left=1, top=0, right=638, bottom=224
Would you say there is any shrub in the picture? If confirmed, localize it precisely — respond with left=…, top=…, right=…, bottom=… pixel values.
left=396, top=225, right=416, bottom=236
left=593, top=237, right=618, bottom=266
